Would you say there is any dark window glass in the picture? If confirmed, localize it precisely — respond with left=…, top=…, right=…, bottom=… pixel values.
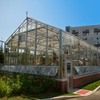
left=83, top=33, right=89, bottom=36
left=94, top=32, right=98, bottom=35
left=75, top=34, right=78, bottom=36
left=94, top=28, right=100, bottom=31
left=83, top=38, right=87, bottom=40
left=67, top=63, right=71, bottom=73
left=83, top=29, right=89, bottom=33
left=72, top=30, right=78, bottom=32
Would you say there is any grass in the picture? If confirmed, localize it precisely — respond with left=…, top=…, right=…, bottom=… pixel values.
left=82, top=80, right=100, bottom=90
left=0, top=96, right=31, bottom=100
left=0, top=92, right=76, bottom=100
left=23, top=92, right=77, bottom=99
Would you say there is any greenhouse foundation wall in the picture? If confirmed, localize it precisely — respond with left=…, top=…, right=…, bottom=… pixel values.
left=56, top=72, right=100, bottom=92
left=56, top=79, right=67, bottom=92
left=73, top=72, right=100, bottom=88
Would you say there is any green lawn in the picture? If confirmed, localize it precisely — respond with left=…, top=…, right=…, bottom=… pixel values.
left=0, top=96, right=31, bottom=100
left=82, top=80, right=100, bottom=90
left=0, top=92, right=76, bottom=100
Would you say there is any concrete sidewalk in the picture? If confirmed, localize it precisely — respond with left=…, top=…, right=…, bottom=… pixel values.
left=42, top=86, right=100, bottom=100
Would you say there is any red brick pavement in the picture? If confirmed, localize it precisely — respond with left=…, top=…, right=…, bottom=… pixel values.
left=74, top=89, right=91, bottom=95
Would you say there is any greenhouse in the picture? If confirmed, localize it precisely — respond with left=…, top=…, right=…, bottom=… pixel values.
left=2, top=17, right=100, bottom=91
left=3, top=17, right=100, bottom=76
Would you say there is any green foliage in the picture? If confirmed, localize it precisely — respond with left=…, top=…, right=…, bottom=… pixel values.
left=20, top=53, right=26, bottom=64
left=92, top=59, right=97, bottom=66
left=0, top=80, right=7, bottom=97
left=82, top=80, right=100, bottom=90
left=0, top=72, right=59, bottom=97
left=7, top=75, right=22, bottom=95
left=0, top=50, right=4, bottom=64
left=40, top=52, right=46, bottom=65
left=20, top=74, right=59, bottom=94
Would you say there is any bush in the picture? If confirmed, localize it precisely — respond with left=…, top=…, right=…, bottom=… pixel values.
left=0, top=80, right=7, bottom=97
left=0, top=72, right=60, bottom=97
left=20, top=74, right=59, bottom=94
left=8, top=75, right=22, bottom=95
left=0, top=50, right=4, bottom=64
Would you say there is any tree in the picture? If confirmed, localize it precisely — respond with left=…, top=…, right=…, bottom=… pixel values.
left=0, top=46, right=4, bottom=64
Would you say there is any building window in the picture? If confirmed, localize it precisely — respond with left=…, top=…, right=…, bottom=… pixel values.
left=94, top=32, right=98, bottom=35
left=67, top=63, right=71, bottom=73
left=83, top=29, right=89, bottom=33
left=74, top=34, right=78, bottom=36
left=94, top=32, right=100, bottom=35
left=94, top=42, right=97, bottom=45
left=72, top=30, right=78, bottom=36
left=72, top=33, right=78, bottom=36
left=83, top=38, right=90, bottom=40
left=83, top=33, right=89, bottom=36
left=72, top=30, right=78, bottom=32
left=94, top=42, right=100, bottom=45
left=94, top=28, right=100, bottom=31
left=97, top=37, right=99, bottom=40
left=83, top=38, right=87, bottom=40
left=94, top=37, right=99, bottom=40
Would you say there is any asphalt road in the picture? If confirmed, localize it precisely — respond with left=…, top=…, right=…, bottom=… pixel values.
left=66, top=89, right=100, bottom=100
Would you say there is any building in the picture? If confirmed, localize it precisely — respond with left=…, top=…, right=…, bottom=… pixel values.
left=66, top=25, right=100, bottom=48
left=0, top=40, right=4, bottom=52
left=0, top=40, right=4, bottom=64
left=1, top=17, right=100, bottom=92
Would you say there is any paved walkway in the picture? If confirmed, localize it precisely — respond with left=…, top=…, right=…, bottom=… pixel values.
left=66, top=88, right=100, bottom=100
left=50, top=86, right=100, bottom=100
left=74, top=89, right=92, bottom=96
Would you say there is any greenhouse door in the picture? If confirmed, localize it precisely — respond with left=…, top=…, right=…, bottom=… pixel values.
left=66, top=61, right=72, bottom=91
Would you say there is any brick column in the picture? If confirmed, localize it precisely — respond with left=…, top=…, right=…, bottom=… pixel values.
left=56, top=78, right=67, bottom=92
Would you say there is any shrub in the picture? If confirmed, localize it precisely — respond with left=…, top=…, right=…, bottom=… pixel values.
left=0, top=80, right=7, bottom=97
left=11, top=75, right=22, bottom=95
left=0, top=49, right=4, bottom=64
left=0, top=72, right=60, bottom=97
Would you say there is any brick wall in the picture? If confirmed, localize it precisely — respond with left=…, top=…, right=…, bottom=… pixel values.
left=73, top=73, right=100, bottom=88
left=56, top=79, right=67, bottom=92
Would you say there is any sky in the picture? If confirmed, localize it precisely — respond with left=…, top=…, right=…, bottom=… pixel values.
left=1, top=0, right=100, bottom=41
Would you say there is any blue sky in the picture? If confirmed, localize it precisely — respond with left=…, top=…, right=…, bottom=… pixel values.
left=1, top=0, right=100, bottom=41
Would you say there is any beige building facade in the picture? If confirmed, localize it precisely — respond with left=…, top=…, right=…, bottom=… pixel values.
left=66, top=25, right=100, bottom=48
